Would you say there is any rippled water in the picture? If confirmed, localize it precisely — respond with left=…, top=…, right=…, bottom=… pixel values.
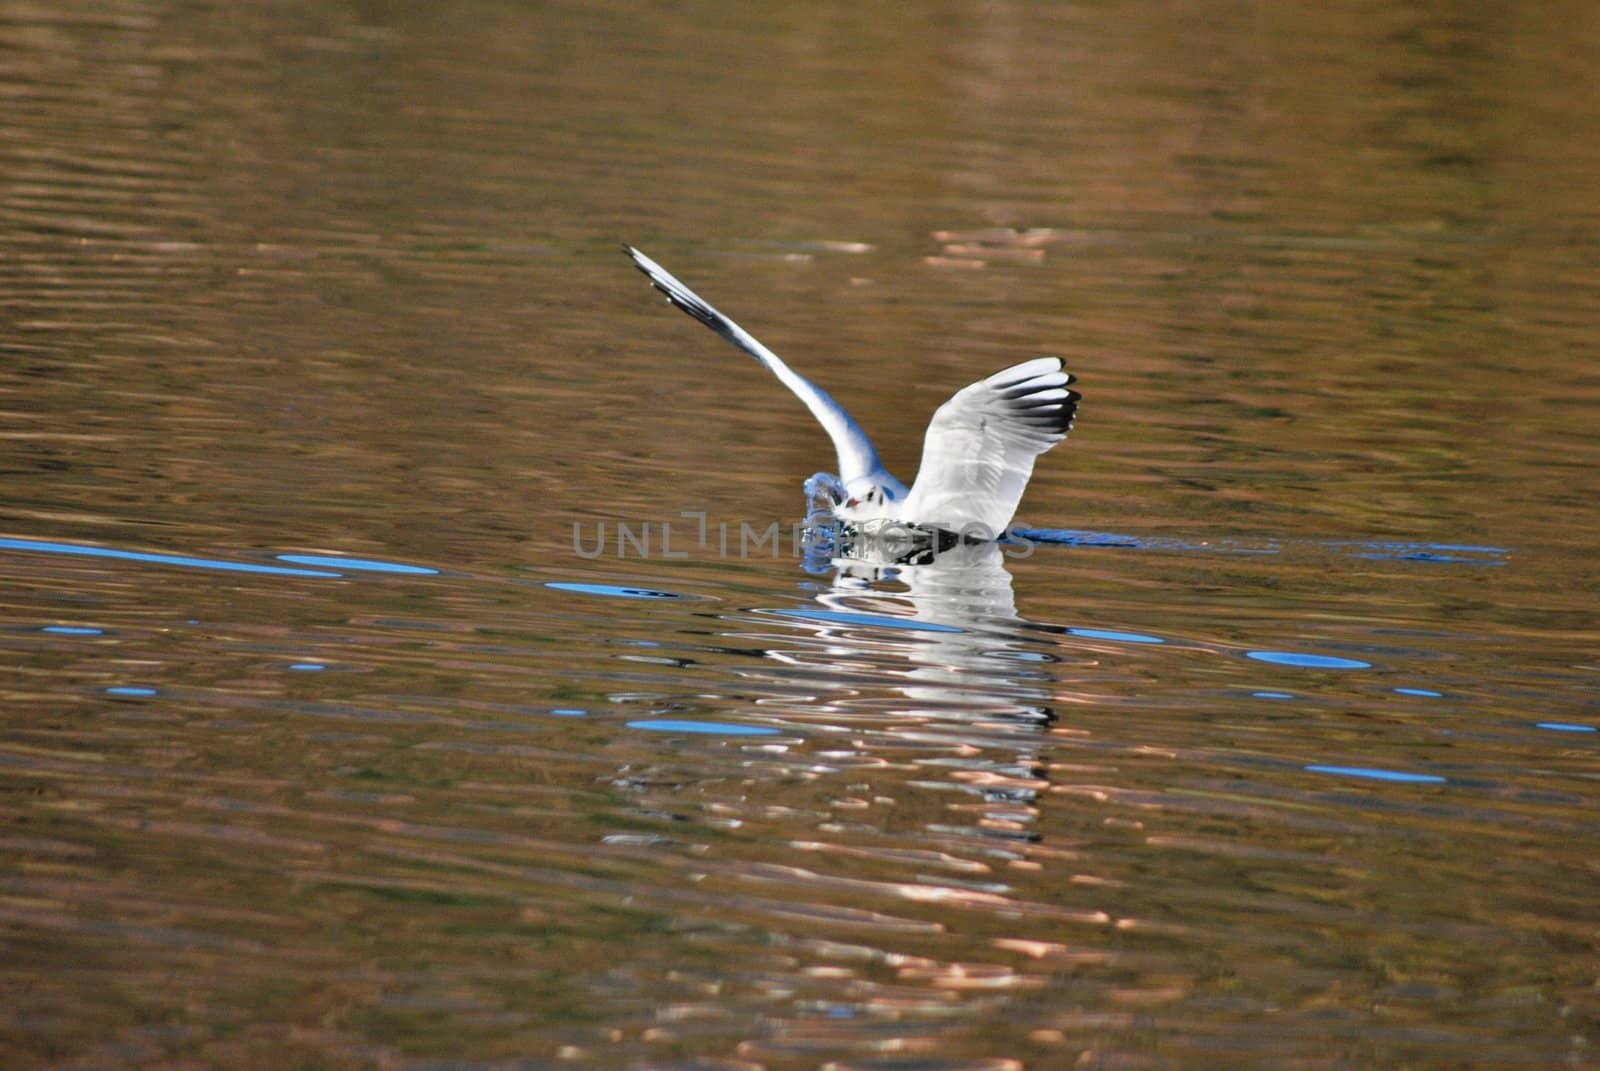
left=4, top=3, right=1599, bottom=1069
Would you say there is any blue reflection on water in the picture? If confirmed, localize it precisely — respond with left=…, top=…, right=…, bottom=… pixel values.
left=627, top=719, right=782, bottom=736
left=1342, top=542, right=1509, bottom=565
left=1253, top=691, right=1296, bottom=700
left=289, top=663, right=326, bottom=672
left=1306, top=765, right=1447, bottom=784
left=1247, top=651, right=1372, bottom=669
left=2, top=537, right=341, bottom=577
left=544, top=582, right=683, bottom=600
left=1014, top=528, right=1275, bottom=554
left=774, top=608, right=962, bottom=633
left=1536, top=722, right=1596, bottom=734
left=1067, top=627, right=1165, bottom=645
left=1394, top=687, right=1443, bottom=697
left=550, top=708, right=588, bottom=717
left=277, top=554, right=438, bottom=575
left=41, top=625, right=104, bottom=635
left=106, top=686, right=157, bottom=697
left=1012, top=529, right=1509, bottom=565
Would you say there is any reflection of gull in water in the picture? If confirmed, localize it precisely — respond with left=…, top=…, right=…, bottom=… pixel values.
left=819, top=537, right=1039, bottom=711
left=828, top=537, right=1021, bottom=633
left=625, top=246, right=1081, bottom=538
left=774, top=536, right=1055, bottom=839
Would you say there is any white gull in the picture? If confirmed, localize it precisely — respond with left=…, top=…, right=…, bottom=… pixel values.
left=625, top=245, right=1080, bottom=539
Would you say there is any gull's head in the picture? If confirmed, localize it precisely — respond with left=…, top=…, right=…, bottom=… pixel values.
left=840, top=478, right=899, bottom=521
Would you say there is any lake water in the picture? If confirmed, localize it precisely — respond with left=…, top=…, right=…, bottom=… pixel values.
left=3, top=3, right=1598, bottom=1069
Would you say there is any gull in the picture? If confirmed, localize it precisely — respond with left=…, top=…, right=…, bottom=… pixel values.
left=624, top=246, right=1080, bottom=539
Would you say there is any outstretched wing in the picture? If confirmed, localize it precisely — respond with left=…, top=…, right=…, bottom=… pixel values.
left=898, top=357, right=1078, bottom=536
left=624, top=246, right=903, bottom=498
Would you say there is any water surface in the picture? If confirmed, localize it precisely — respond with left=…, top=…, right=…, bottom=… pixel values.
left=3, top=3, right=1598, bottom=1069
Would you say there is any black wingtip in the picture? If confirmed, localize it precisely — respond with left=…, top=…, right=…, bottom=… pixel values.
left=996, top=357, right=1081, bottom=439
left=1042, top=356, right=1076, bottom=386
left=620, top=245, right=739, bottom=342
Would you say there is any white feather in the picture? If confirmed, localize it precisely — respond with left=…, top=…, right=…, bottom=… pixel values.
left=897, top=357, right=1078, bottom=536
left=625, top=247, right=1077, bottom=536
left=625, top=246, right=905, bottom=502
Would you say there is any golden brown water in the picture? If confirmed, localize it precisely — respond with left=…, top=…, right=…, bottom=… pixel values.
left=3, top=3, right=1598, bottom=1069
